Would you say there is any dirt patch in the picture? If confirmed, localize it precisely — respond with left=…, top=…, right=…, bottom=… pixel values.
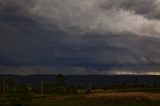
left=86, top=92, right=160, bottom=100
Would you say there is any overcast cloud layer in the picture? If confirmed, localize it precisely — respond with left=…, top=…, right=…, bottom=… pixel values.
left=0, top=0, right=160, bottom=75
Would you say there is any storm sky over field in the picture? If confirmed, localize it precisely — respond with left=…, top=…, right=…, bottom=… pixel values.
left=0, top=0, right=160, bottom=75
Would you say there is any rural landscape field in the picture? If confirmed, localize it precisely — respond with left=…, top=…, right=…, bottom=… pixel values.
left=0, top=75, right=160, bottom=106
left=1, top=89, right=160, bottom=106
left=1, top=92, right=160, bottom=106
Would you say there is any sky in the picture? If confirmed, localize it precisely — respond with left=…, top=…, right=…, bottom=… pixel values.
left=0, top=0, right=160, bottom=75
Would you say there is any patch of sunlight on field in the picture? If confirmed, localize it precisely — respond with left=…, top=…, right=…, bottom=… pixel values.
left=87, top=92, right=160, bottom=101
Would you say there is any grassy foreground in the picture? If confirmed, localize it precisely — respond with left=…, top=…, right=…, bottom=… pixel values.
left=32, top=96, right=160, bottom=106
left=1, top=92, right=160, bottom=106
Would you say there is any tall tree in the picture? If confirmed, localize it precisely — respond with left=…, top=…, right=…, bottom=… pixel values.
left=55, top=74, right=65, bottom=87
left=7, top=78, right=17, bottom=89
left=7, top=85, right=32, bottom=106
left=132, top=77, right=139, bottom=87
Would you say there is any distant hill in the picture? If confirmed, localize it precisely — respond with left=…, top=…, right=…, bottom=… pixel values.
left=0, top=75, right=160, bottom=87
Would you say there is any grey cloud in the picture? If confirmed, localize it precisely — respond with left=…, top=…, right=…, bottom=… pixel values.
left=1, top=18, right=160, bottom=67
left=0, top=0, right=160, bottom=75
left=1, top=0, right=160, bottom=36
left=0, top=0, right=36, bottom=14
left=121, top=0, right=160, bottom=20
left=7, top=0, right=154, bottom=36
left=100, top=0, right=160, bottom=19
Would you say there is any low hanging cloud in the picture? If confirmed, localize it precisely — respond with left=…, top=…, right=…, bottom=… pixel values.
left=0, top=0, right=160, bottom=75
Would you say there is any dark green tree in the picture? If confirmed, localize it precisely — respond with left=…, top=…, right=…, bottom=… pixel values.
left=55, top=73, right=65, bottom=86
left=7, top=78, right=17, bottom=90
left=132, top=77, right=139, bottom=87
left=7, top=85, right=32, bottom=106
left=55, top=74, right=66, bottom=94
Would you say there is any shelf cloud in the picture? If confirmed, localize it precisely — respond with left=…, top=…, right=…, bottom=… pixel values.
left=0, top=0, right=160, bottom=75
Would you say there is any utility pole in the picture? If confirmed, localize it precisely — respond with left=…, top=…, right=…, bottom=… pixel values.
left=41, top=81, right=44, bottom=96
left=6, top=74, right=8, bottom=93
left=6, top=83, right=8, bottom=92
left=3, top=78, right=6, bottom=96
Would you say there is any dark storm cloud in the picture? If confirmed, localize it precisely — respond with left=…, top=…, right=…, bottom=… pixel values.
left=0, top=0, right=36, bottom=15
left=0, top=0, right=160, bottom=75
left=100, top=0, right=160, bottom=19
left=122, top=0, right=160, bottom=20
